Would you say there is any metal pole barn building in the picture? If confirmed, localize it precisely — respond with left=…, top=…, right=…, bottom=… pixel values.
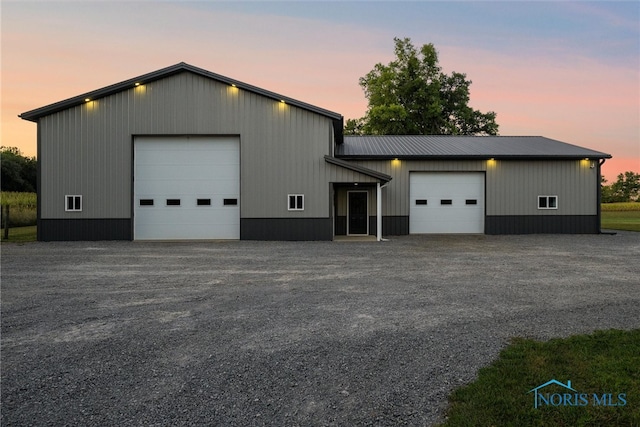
left=20, top=63, right=611, bottom=241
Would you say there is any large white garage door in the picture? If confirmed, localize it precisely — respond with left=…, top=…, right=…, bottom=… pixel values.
left=134, top=136, right=240, bottom=240
left=410, top=172, right=484, bottom=234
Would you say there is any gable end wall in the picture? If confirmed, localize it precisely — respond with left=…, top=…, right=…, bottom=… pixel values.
left=38, top=72, right=336, bottom=222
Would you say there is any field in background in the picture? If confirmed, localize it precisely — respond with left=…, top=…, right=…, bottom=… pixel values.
left=1, top=192, right=37, bottom=227
left=1, top=192, right=37, bottom=242
left=601, top=202, right=640, bottom=232
left=601, top=202, right=640, bottom=211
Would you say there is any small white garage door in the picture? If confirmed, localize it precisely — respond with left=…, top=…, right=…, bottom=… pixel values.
left=134, top=136, right=240, bottom=240
left=410, top=172, right=484, bottom=234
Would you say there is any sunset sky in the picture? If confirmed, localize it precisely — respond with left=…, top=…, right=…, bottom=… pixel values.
left=2, top=1, right=638, bottom=181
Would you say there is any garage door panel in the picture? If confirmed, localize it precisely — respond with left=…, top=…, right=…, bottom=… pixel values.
left=134, top=223, right=238, bottom=240
left=134, top=136, right=240, bottom=240
left=136, top=208, right=238, bottom=224
left=136, top=155, right=239, bottom=167
left=136, top=164, right=239, bottom=181
left=410, top=172, right=484, bottom=234
left=136, top=179, right=238, bottom=195
left=136, top=150, right=238, bottom=166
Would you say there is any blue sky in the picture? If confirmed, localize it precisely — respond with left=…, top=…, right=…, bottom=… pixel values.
left=204, top=1, right=638, bottom=63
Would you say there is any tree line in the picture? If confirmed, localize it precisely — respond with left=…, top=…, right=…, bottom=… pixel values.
left=602, top=172, right=640, bottom=203
left=1, top=146, right=37, bottom=193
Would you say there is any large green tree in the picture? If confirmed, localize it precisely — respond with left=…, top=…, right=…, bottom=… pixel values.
left=347, top=37, right=498, bottom=136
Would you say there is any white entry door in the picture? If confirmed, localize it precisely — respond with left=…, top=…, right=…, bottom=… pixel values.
left=134, top=136, right=240, bottom=240
left=409, top=172, right=484, bottom=234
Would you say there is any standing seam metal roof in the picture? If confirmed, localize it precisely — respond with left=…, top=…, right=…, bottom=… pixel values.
left=336, top=135, right=611, bottom=159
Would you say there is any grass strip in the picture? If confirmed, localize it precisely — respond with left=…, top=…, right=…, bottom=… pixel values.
left=601, top=211, right=640, bottom=232
left=1, top=225, right=37, bottom=242
left=440, top=329, right=640, bottom=426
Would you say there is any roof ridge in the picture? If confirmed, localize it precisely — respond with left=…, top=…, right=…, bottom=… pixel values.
left=19, top=63, right=343, bottom=123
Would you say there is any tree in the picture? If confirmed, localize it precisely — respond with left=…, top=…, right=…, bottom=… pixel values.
left=347, top=37, right=498, bottom=136
left=601, top=172, right=640, bottom=203
left=1, top=146, right=37, bottom=192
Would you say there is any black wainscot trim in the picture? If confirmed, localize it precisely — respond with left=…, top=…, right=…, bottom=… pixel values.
left=241, top=218, right=332, bottom=241
left=39, top=219, right=132, bottom=241
left=486, top=215, right=599, bottom=234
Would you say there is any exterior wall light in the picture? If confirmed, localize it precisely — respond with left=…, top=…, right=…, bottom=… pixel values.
left=84, top=98, right=91, bottom=102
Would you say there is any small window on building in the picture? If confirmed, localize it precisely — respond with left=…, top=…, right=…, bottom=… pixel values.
left=139, top=199, right=154, bottom=206
left=197, top=199, right=211, bottom=206
left=166, top=199, right=181, bottom=206
left=415, top=199, right=427, bottom=205
left=538, top=195, right=558, bottom=210
left=465, top=199, right=477, bottom=205
left=223, top=198, right=238, bottom=206
left=65, top=195, right=82, bottom=212
left=288, top=194, right=304, bottom=211
left=440, top=199, right=453, bottom=205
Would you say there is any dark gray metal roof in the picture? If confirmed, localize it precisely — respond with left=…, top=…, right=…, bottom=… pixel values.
left=19, top=62, right=344, bottom=141
left=324, top=155, right=392, bottom=183
left=337, top=135, right=611, bottom=159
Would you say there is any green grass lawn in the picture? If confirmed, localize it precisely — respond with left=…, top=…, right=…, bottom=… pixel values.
left=1, top=225, right=37, bottom=243
left=601, top=203, right=640, bottom=232
left=439, top=329, right=640, bottom=426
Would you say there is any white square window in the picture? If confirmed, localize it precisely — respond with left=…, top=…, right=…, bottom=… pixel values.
left=288, top=194, right=304, bottom=211
left=65, top=195, right=82, bottom=212
left=538, top=195, right=558, bottom=210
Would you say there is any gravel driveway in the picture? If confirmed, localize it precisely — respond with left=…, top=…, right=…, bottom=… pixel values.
left=2, top=233, right=639, bottom=426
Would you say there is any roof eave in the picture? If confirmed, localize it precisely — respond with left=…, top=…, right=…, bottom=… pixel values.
left=336, top=154, right=613, bottom=160
left=324, top=155, right=392, bottom=183
left=19, top=62, right=343, bottom=123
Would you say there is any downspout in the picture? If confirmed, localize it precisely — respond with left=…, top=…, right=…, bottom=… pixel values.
left=377, top=181, right=389, bottom=241
left=598, top=158, right=616, bottom=235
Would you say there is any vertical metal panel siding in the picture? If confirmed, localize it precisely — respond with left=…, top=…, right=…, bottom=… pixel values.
left=39, top=72, right=335, bottom=219
left=349, top=160, right=486, bottom=216
left=485, top=160, right=597, bottom=215
left=344, top=159, right=596, bottom=217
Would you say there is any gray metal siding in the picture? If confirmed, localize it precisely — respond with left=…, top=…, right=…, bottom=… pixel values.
left=39, top=72, right=336, bottom=220
left=346, top=159, right=597, bottom=218
left=350, top=160, right=486, bottom=217
left=486, top=160, right=597, bottom=215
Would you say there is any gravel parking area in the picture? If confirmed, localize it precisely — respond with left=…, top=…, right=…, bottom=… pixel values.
left=2, top=233, right=639, bottom=426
